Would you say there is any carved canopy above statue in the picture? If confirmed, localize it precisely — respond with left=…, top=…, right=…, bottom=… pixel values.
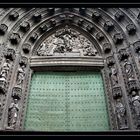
left=35, top=25, right=99, bottom=57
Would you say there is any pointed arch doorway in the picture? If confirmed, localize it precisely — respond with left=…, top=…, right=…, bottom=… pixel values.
left=23, top=25, right=110, bottom=131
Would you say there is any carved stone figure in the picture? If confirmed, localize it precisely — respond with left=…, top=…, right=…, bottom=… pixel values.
left=0, top=59, right=11, bottom=81
left=109, top=65, right=118, bottom=86
left=16, top=65, right=26, bottom=85
left=123, top=59, right=135, bottom=81
left=115, top=99, right=128, bottom=130
left=131, top=91, right=140, bottom=121
left=37, top=41, right=50, bottom=56
left=83, top=45, right=97, bottom=56
left=7, top=98, right=19, bottom=129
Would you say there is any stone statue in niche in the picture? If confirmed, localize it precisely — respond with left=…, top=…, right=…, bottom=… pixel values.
left=115, top=99, right=128, bottom=130
left=123, top=59, right=135, bottom=81
left=109, top=65, right=118, bottom=86
left=0, top=59, right=11, bottom=81
left=36, top=26, right=98, bottom=56
left=131, top=91, right=140, bottom=126
left=16, top=65, right=26, bottom=85
left=7, top=98, right=19, bottom=129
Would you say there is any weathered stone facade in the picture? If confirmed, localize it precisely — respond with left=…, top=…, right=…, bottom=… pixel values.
left=0, top=8, right=140, bottom=131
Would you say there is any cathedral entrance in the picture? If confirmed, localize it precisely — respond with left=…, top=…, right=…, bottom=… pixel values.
left=24, top=71, right=110, bottom=131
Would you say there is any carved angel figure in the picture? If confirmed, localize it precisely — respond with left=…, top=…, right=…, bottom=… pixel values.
left=115, top=99, right=128, bottom=130
left=16, top=65, right=26, bottom=85
left=0, top=59, right=11, bottom=81
left=8, top=98, right=19, bottom=129
left=123, top=59, right=135, bottom=81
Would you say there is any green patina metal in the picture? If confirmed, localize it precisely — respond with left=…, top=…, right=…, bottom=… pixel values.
left=24, top=72, right=110, bottom=131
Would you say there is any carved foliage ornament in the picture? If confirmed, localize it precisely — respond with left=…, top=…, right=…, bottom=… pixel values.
left=9, top=33, right=20, bottom=45
left=36, top=26, right=98, bottom=57
left=106, top=56, right=115, bottom=66
left=118, top=49, right=129, bottom=61
left=0, top=24, right=8, bottom=35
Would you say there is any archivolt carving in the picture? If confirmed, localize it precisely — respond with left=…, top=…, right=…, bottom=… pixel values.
left=1, top=8, right=140, bottom=131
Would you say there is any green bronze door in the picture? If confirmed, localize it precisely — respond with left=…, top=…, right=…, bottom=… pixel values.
left=24, top=72, right=110, bottom=131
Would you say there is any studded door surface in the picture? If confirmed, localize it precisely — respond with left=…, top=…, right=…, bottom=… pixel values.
left=24, top=72, right=110, bottom=131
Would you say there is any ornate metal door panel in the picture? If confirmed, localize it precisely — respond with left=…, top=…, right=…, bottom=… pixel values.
left=68, top=72, right=110, bottom=131
left=24, top=72, right=110, bottom=131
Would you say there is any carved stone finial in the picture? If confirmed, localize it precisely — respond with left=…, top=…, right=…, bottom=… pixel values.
left=0, top=24, right=8, bottom=35
left=113, top=33, right=124, bottom=45
left=32, top=12, right=42, bottom=23
left=92, top=11, right=101, bottom=22
left=96, top=32, right=104, bottom=42
left=9, top=11, right=19, bottom=21
left=104, top=21, right=114, bottom=32
left=9, top=33, right=20, bottom=45
left=29, top=32, right=38, bottom=43
left=115, top=11, right=124, bottom=22
left=103, top=43, right=111, bottom=54
left=126, top=24, right=136, bottom=35
left=20, top=21, right=30, bottom=33
left=22, top=43, right=31, bottom=54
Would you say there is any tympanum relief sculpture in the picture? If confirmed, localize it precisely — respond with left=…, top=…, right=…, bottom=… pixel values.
left=36, top=25, right=98, bottom=56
